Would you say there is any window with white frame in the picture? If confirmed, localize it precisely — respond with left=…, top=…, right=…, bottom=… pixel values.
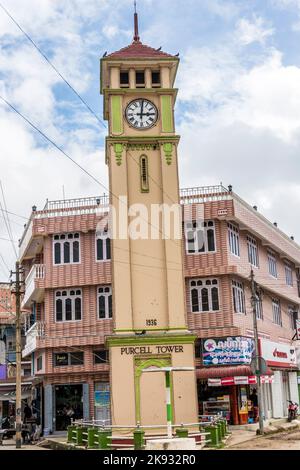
left=255, top=297, right=263, bottom=320
left=272, top=299, right=282, bottom=326
left=247, top=235, right=259, bottom=267
left=288, top=306, right=298, bottom=330
left=228, top=223, right=240, bottom=257
left=55, top=289, right=82, bottom=322
left=189, top=278, right=219, bottom=313
left=96, top=228, right=111, bottom=261
left=267, top=251, right=277, bottom=278
left=232, top=280, right=245, bottom=314
left=185, top=221, right=216, bottom=254
left=285, top=264, right=293, bottom=287
left=53, top=233, right=80, bottom=265
left=98, top=286, right=112, bottom=319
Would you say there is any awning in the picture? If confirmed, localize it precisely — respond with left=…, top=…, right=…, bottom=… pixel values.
left=0, top=385, right=32, bottom=402
left=197, top=366, right=252, bottom=379
left=197, top=365, right=273, bottom=379
left=208, top=375, right=274, bottom=387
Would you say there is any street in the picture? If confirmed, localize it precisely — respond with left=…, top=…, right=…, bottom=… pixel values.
left=226, top=429, right=300, bottom=450
left=0, top=439, right=46, bottom=450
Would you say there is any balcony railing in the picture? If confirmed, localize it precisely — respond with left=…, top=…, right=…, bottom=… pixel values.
left=180, top=185, right=231, bottom=204
left=43, top=194, right=109, bottom=211
left=22, top=321, right=45, bottom=358
left=22, top=264, right=45, bottom=308
left=19, top=195, right=110, bottom=254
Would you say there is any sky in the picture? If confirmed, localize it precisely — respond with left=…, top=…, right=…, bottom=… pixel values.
left=0, top=0, right=300, bottom=276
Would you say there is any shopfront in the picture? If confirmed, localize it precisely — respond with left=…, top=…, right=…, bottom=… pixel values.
left=260, top=339, right=298, bottom=418
left=54, top=384, right=83, bottom=431
left=198, top=336, right=274, bottom=425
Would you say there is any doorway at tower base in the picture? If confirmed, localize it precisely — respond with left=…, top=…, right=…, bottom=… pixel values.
left=106, top=334, right=199, bottom=428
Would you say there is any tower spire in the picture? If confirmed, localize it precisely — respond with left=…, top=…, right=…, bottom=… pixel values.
left=133, top=0, right=140, bottom=42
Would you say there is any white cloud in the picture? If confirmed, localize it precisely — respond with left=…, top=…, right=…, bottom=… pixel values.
left=235, top=16, right=274, bottom=45
left=177, top=37, right=300, bottom=244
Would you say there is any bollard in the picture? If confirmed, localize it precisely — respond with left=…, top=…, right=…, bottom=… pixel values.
left=98, top=429, right=112, bottom=450
left=221, top=419, right=228, bottom=437
left=206, top=425, right=220, bottom=448
left=133, top=428, right=145, bottom=450
left=224, top=419, right=231, bottom=435
left=88, top=427, right=97, bottom=449
left=67, top=425, right=76, bottom=443
left=76, top=426, right=87, bottom=446
left=176, top=427, right=189, bottom=439
left=217, top=421, right=224, bottom=441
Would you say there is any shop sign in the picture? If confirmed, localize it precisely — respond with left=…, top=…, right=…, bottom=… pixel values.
left=208, top=375, right=274, bottom=387
left=95, top=390, right=110, bottom=408
left=54, top=353, right=69, bottom=366
left=202, top=336, right=255, bottom=366
left=120, top=345, right=184, bottom=355
left=260, top=339, right=296, bottom=368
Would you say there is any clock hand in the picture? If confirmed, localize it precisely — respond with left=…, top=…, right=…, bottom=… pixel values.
left=140, top=100, right=144, bottom=122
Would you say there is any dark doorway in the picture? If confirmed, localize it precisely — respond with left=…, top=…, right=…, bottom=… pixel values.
left=54, top=384, right=83, bottom=431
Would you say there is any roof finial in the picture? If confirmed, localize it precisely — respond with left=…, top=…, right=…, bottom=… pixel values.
left=133, top=0, right=140, bottom=42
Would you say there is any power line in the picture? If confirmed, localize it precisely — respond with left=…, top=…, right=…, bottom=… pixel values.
left=0, top=1, right=106, bottom=129
left=0, top=236, right=18, bottom=243
left=2, top=209, right=28, bottom=221
left=0, top=214, right=24, bottom=227
left=0, top=94, right=106, bottom=190
left=0, top=96, right=184, bottom=248
left=0, top=252, right=10, bottom=274
left=0, top=180, right=17, bottom=258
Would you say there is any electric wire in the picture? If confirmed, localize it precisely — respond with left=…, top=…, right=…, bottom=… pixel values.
left=0, top=95, right=183, bottom=249
left=0, top=94, right=105, bottom=190
left=0, top=180, right=18, bottom=258
left=0, top=1, right=106, bottom=129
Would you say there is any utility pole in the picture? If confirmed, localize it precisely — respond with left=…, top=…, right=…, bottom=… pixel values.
left=250, top=269, right=264, bottom=435
left=11, top=261, right=23, bottom=449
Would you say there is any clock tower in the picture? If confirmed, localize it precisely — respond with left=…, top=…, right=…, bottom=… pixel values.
left=101, top=8, right=198, bottom=428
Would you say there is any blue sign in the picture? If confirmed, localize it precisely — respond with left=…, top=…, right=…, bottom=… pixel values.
left=202, top=336, right=255, bottom=366
left=95, top=391, right=110, bottom=408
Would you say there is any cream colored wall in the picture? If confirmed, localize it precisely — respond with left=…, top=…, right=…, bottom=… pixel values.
left=105, top=53, right=198, bottom=427
left=140, top=372, right=167, bottom=426
left=108, top=143, right=187, bottom=331
left=109, top=342, right=198, bottom=427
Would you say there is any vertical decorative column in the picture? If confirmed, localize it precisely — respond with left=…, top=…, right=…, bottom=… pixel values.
left=83, top=383, right=90, bottom=421
left=44, top=384, right=53, bottom=433
left=165, top=371, right=173, bottom=438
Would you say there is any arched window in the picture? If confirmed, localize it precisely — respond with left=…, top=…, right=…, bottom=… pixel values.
left=98, top=286, right=113, bottom=319
left=53, top=233, right=80, bottom=265
left=55, top=289, right=82, bottom=322
left=189, top=278, right=220, bottom=313
left=140, top=155, right=149, bottom=193
left=185, top=221, right=216, bottom=254
left=96, top=227, right=111, bottom=261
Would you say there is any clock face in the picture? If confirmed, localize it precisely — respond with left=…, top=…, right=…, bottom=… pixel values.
left=125, top=99, right=158, bottom=130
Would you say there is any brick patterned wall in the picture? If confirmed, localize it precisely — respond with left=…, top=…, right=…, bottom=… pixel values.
left=21, top=198, right=300, bottom=394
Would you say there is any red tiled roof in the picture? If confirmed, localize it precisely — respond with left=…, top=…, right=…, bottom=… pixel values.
left=107, top=40, right=175, bottom=59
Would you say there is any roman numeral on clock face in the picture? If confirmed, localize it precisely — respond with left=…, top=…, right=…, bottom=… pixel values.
left=126, top=99, right=158, bottom=129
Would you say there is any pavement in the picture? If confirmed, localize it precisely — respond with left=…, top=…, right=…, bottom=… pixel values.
left=2, top=419, right=300, bottom=451
left=0, top=439, right=47, bottom=450
left=224, top=419, right=300, bottom=450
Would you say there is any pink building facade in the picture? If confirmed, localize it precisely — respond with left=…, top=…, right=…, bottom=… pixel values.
left=0, top=283, right=32, bottom=422
left=19, top=186, right=300, bottom=430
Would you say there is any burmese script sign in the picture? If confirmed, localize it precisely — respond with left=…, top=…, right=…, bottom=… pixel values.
left=120, top=345, right=184, bottom=355
left=202, top=336, right=255, bottom=366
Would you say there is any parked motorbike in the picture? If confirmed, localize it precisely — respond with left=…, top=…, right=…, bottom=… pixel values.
left=1, top=417, right=10, bottom=429
left=287, top=400, right=299, bottom=422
